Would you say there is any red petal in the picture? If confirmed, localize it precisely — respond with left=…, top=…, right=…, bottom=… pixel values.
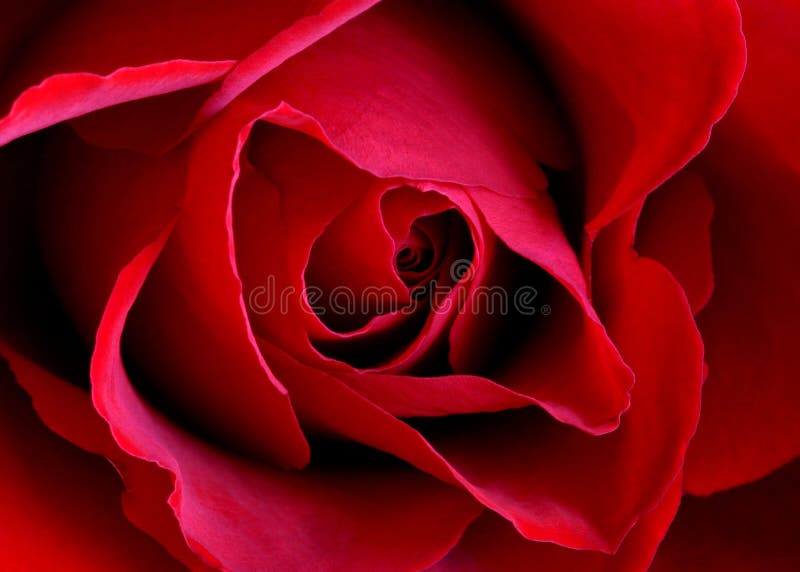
left=0, top=61, right=234, bottom=147
left=0, top=345, right=214, bottom=572
left=456, top=189, right=633, bottom=433
left=419, top=214, right=702, bottom=552
left=24, top=123, right=310, bottom=469
left=683, top=0, right=800, bottom=494
left=338, top=371, right=531, bottom=418
left=1, top=1, right=375, bottom=153
left=91, top=225, right=483, bottom=571
left=0, top=0, right=342, bottom=111
left=190, top=0, right=381, bottom=127
left=651, top=460, right=800, bottom=571
left=635, top=168, right=715, bottom=313
left=120, top=112, right=310, bottom=467
left=256, top=214, right=703, bottom=553
left=501, top=0, right=745, bottom=235
left=0, top=368, right=185, bottom=572
left=36, top=129, right=185, bottom=338
left=431, top=476, right=682, bottom=572
left=239, top=0, right=569, bottom=196
left=225, top=0, right=631, bottom=431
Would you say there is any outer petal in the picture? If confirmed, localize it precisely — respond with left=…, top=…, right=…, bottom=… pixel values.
left=651, top=460, right=800, bottom=571
left=501, top=0, right=745, bottom=237
left=0, top=368, right=185, bottom=572
left=189, top=0, right=381, bottom=127
left=0, top=61, right=234, bottom=147
left=684, top=0, right=800, bottom=494
left=635, top=168, right=715, bottom=314
left=0, top=0, right=316, bottom=103
left=430, top=477, right=682, bottom=572
left=0, top=1, right=378, bottom=152
left=92, top=223, right=483, bottom=572
left=0, top=135, right=212, bottom=570
left=0, top=344, right=223, bottom=572
left=25, top=126, right=311, bottom=468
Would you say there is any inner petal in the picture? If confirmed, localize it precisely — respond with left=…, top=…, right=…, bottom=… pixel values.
left=306, top=187, right=476, bottom=370
left=393, top=211, right=455, bottom=290
left=395, top=226, right=434, bottom=275
left=304, top=185, right=408, bottom=334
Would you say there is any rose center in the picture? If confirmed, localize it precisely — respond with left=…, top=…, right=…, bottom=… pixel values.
left=394, top=226, right=435, bottom=279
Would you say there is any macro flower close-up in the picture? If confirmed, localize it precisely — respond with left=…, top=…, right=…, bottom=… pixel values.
left=0, top=1, right=797, bottom=570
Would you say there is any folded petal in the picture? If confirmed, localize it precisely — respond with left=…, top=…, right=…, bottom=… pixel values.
left=75, top=0, right=381, bottom=155
left=431, top=477, right=682, bottom=572
left=418, top=213, right=702, bottom=552
left=0, top=0, right=343, bottom=111
left=225, top=0, right=631, bottom=432
left=455, top=190, right=632, bottom=433
left=500, top=0, right=745, bottom=235
left=11, top=122, right=310, bottom=469
left=683, top=0, right=800, bottom=494
left=0, top=60, right=234, bottom=147
left=256, top=211, right=703, bottom=553
left=190, top=0, right=381, bottom=127
left=1, top=1, right=376, bottom=153
left=0, top=367, right=185, bottom=572
left=119, top=111, right=309, bottom=467
left=0, top=344, right=213, bottom=571
left=92, top=223, right=483, bottom=571
left=238, top=0, right=569, bottom=197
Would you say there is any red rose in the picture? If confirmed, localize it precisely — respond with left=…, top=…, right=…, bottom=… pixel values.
left=0, top=0, right=797, bottom=570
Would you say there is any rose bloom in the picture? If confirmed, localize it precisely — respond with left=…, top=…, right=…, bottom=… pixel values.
left=0, top=0, right=797, bottom=570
